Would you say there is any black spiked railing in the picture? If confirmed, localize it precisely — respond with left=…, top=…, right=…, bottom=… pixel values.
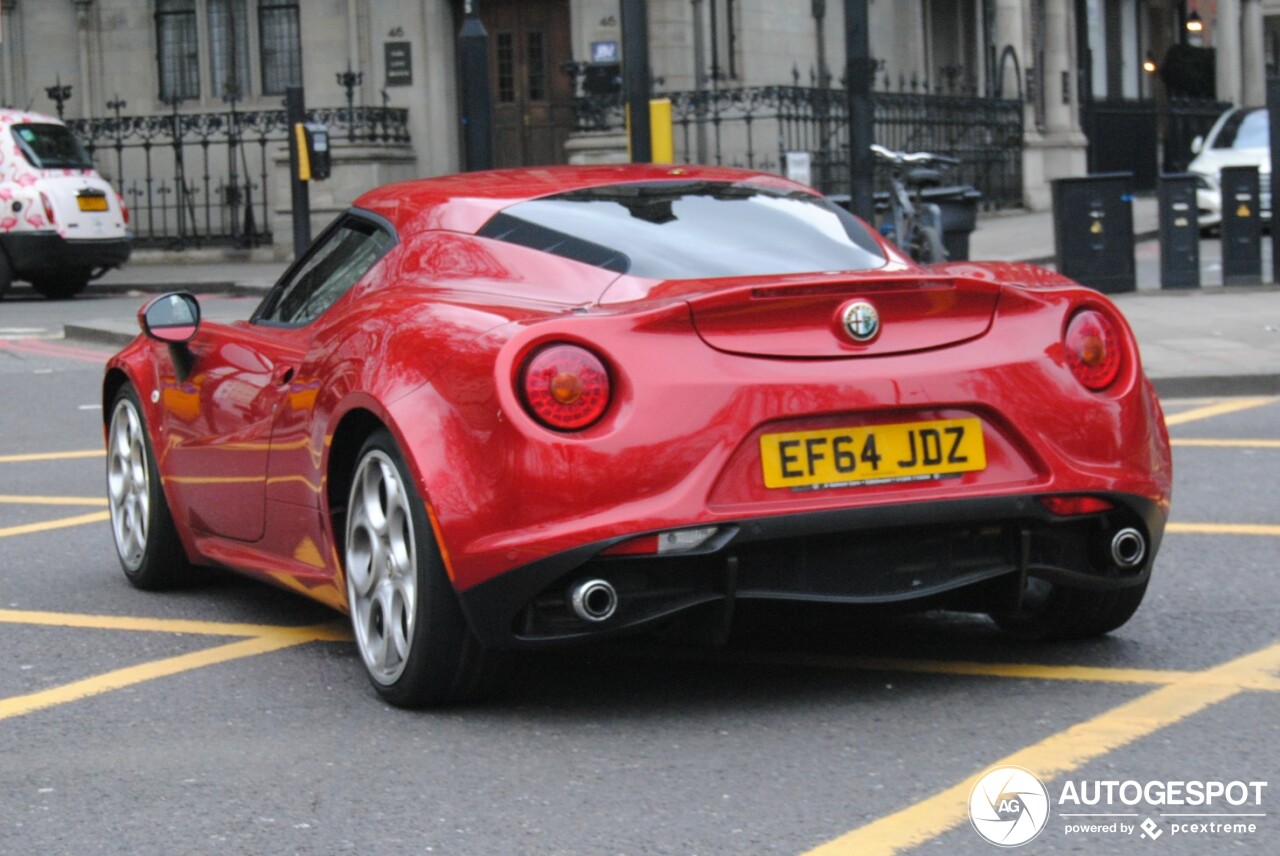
left=67, top=106, right=410, bottom=249
left=568, top=67, right=1024, bottom=210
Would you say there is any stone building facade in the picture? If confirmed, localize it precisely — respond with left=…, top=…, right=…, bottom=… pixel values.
left=0, top=1, right=1264, bottom=255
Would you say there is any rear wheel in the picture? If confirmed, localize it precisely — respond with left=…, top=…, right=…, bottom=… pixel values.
left=991, top=577, right=1148, bottom=641
left=343, top=430, right=493, bottom=707
left=106, top=385, right=191, bottom=589
left=31, top=272, right=91, bottom=300
left=0, top=252, right=13, bottom=299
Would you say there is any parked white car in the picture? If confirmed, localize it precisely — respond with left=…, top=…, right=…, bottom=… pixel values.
left=1187, top=106, right=1271, bottom=230
left=0, top=110, right=130, bottom=299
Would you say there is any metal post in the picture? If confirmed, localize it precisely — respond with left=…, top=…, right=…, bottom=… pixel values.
left=1269, top=76, right=1280, bottom=283
left=45, top=77, right=73, bottom=119
left=621, top=0, right=652, bottom=163
left=844, top=0, right=874, bottom=220
left=285, top=86, right=311, bottom=256
left=458, top=1, right=494, bottom=171
left=336, top=65, right=363, bottom=142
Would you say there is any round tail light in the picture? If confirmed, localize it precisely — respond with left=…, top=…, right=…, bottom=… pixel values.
left=1064, top=309, right=1122, bottom=391
left=519, top=344, right=611, bottom=430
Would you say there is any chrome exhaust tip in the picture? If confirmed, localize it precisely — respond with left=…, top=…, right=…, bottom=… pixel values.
left=569, top=579, right=618, bottom=623
left=1110, top=528, right=1147, bottom=569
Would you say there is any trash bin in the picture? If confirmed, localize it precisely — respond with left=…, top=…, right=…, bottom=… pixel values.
left=921, top=185, right=983, bottom=261
left=1220, top=165, right=1262, bottom=285
left=1051, top=173, right=1136, bottom=294
left=1158, top=174, right=1200, bottom=290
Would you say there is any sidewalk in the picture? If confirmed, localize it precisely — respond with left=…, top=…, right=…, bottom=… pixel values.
left=57, top=197, right=1280, bottom=398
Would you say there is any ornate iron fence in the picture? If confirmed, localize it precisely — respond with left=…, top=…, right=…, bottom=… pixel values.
left=67, top=106, right=409, bottom=249
left=572, top=80, right=1024, bottom=209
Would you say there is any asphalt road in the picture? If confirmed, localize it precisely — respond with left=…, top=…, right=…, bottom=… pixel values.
left=1, top=294, right=1277, bottom=855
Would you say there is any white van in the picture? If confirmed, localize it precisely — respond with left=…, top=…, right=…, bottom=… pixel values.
left=0, top=110, right=131, bottom=299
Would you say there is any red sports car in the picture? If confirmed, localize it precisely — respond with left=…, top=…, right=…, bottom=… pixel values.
left=104, top=165, right=1172, bottom=707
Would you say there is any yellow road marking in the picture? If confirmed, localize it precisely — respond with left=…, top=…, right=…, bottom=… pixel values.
left=1164, top=396, right=1276, bottom=426
left=1171, top=438, right=1280, bottom=449
left=0, top=633, right=315, bottom=722
left=0, top=511, right=109, bottom=539
left=0, top=449, right=103, bottom=464
left=0, top=494, right=107, bottom=507
left=0, top=609, right=351, bottom=641
left=1168, top=522, right=1280, bottom=537
left=803, top=641, right=1280, bottom=856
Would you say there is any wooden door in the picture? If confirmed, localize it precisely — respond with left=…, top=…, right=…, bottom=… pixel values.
left=484, top=0, right=573, bottom=167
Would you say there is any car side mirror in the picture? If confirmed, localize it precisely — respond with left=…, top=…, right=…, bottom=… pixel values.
left=140, top=292, right=201, bottom=343
left=1190, top=135, right=1203, bottom=155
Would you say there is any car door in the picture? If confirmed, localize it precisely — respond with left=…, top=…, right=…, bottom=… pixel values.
left=157, top=323, right=306, bottom=543
left=160, top=214, right=393, bottom=543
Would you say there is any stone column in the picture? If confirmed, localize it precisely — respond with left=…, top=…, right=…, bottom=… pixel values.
left=74, top=0, right=95, bottom=119
left=992, top=0, right=1025, bottom=101
left=1021, top=0, right=1087, bottom=210
left=1242, top=0, right=1265, bottom=106
left=1216, top=0, right=1242, bottom=105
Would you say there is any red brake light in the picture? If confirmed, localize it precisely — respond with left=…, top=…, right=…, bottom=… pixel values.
left=520, top=344, right=611, bottom=430
left=1064, top=309, right=1122, bottom=390
left=40, top=192, right=56, bottom=226
left=117, top=194, right=130, bottom=225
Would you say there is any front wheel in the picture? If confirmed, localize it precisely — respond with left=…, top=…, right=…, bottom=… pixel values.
left=106, top=385, right=192, bottom=589
left=991, top=577, right=1149, bottom=641
left=31, top=272, right=91, bottom=300
left=343, top=430, right=493, bottom=707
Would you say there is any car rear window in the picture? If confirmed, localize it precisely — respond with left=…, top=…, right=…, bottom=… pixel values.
left=11, top=123, right=94, bottom=170
left=478, top=180, right=887, bottom=279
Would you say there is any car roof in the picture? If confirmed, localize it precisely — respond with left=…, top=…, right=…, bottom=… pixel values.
left=0, top=109, right=66, bottom=128
left=352, top=164, right=814, bottom=237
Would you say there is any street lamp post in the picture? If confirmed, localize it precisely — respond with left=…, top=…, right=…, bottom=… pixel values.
left=337, top=65, right=363, bottom=142
left=45, top=77, right=73, bottom=119
left=458, top=0, right=494, bottom=171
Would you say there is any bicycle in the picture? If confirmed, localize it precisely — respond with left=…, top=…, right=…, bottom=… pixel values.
left=870, top=143, right=960, bottom=264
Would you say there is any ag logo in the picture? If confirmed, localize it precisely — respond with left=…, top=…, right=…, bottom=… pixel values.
left=968, top=766, right=1051, bottom=847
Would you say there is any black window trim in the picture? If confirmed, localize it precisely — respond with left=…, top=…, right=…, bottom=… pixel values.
left=250, top=207, right=398, bottom=328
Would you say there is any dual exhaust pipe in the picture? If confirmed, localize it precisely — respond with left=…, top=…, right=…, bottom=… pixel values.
left=1110, top=527, right=1147, bottom=570
left=567, top=530, right=1146, bottom=621
left=569, top=578, right=618, bottom=623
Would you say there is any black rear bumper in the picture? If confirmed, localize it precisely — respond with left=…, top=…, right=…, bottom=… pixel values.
left=1, top=232, right=132, bottom=277
left=455, top=493, right=1166, bottom=649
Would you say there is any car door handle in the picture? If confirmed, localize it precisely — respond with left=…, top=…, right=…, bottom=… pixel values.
left=273, top=366, right=295, bottom=385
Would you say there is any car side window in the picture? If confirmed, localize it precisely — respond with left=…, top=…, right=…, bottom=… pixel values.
left=254, top=215, right=394, bottom=326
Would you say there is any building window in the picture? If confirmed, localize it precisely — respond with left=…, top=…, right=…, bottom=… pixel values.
left=496, top=32, right=515, bottom=102
left=157, top=0, right=200, bottom=102
left=154, top=0, right=302, bottom=102
left=209, top=0, right=251, bottom=101
left=259, top=1, right=302, bottom=95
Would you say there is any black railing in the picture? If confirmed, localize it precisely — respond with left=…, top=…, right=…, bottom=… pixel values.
left=572, top=81, right=1024, bottom=209
left=68, top=106, right=409, bottom=249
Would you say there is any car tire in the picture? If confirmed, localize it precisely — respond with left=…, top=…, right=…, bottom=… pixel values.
left=31, top=273, right=90, bottom=300
left=343, top=430, right=494, bottom=708
left=0, top=252, right=13, bottom=300
left=106, top=384, right=192, bottom=590
left=991, top=577, right=1148, bottom=641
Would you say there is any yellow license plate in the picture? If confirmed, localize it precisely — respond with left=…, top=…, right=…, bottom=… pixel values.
left=77, top=196, right=108, bottom=212
left=760, top=417, right=986, bottom=489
